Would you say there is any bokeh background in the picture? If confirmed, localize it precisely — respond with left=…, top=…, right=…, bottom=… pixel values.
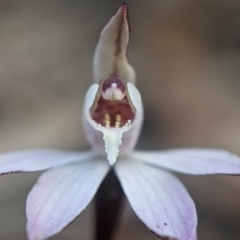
left=1, top=0, right=240, bottom=239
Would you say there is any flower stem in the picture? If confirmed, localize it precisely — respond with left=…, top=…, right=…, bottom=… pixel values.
left=94, top=169, right=124, bottom=240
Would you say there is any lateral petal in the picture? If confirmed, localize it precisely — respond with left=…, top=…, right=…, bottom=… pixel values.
left=115, top=159, right=197, bottom=240
left=132, top=149, right=240, bottom=175
left=0, top=149, right=95, bottom=174
left=26, top=159, right=110, bottom=240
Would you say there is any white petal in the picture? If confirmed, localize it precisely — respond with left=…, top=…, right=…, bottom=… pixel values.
left=84, top=83, right=100, bottom=111
left=102, top=128, right=123, bottom=165
left=26, top=159, right=110, bottom=240
left=132, top=149, right=240, bottom=175
left=127, top=82, right=143, bottom=114
left=93, top=3, right=136, bottom=83
left=0, top=149, right=95, bottom=174
left=115, top=159, right=197, bottom=240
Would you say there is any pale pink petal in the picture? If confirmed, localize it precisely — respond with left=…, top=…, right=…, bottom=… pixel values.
left=93, top=3, right=136, bottom=83
left=132, top=149, right=240, bottom=175
left=0, top=150, right=95, bottom=174
left=115, top=159, right=197, bottom=240
left=26, top=159, right=110, bottom=240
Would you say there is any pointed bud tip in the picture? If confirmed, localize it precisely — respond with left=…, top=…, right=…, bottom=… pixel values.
left=121, top=2, right=128, bottom=10
left=93, top=2, right=133, bottom=83
left=116, top=2, right=128, bottom=14
left=115, top=2, right=130, bottom=30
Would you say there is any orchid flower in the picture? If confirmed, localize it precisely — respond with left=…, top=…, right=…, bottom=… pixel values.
left=1, top=3, right=240, bottom=240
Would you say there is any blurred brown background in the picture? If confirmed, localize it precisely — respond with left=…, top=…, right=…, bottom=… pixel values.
left=1, top=0, right=240, bottom=239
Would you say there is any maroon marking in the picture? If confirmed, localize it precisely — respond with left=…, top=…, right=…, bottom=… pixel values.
left=102, top=75, right=126, bottom=93
left=91, top=95, right=135, bottom=128
left=122, top=2, right=130, bottom=33
left=115, top=10, right=123, bottom=56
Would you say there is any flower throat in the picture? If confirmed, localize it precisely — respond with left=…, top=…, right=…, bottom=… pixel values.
left=91, top=75, right=135, bottom=128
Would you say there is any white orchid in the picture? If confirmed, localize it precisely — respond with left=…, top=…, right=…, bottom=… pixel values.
left=1, top=3, right=240, bottom=240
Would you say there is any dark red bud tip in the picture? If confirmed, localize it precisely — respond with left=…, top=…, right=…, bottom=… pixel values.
left=114, top=2, right=128, bottom=16
left=121, top=2, right=128, bottom=8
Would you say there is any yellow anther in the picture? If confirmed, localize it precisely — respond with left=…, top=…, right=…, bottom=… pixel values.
left=104, top=113, right=110, bottom=127
left=115, top=114, right=121, bottom=128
